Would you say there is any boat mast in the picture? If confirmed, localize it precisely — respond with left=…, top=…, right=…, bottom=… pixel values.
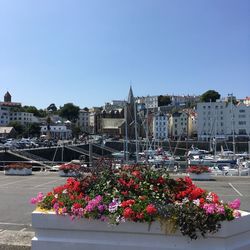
left=134, top=101, right=139, bottom=163
left=229, top=94, right=236, bottom=160
left=124, top=103, right=128, bottom=163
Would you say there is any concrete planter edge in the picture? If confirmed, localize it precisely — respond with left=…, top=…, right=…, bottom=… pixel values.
left=31, top=210, right=250, bottom=250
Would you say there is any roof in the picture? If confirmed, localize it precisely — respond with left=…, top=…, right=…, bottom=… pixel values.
left=0, top=127, right=15, bottom=134
left=0, top=102, right=21, bottom=107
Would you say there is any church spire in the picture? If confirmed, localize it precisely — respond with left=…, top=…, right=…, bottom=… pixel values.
left=127, top=86, right=134, bottom=104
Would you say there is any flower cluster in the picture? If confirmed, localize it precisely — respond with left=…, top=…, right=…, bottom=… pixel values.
left=187, top=165, right=211, bottom=175
left=31, top=165, right=241, bottom=239
left=59, top=163, right=80, bottom=172
left=5, top=163, right=32, bottom=170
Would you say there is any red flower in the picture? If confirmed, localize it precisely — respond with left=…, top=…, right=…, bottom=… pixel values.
left=131, top=170, right=141, bottom=178
left=146, top=204, right=157, bottom=215
left=72, top=203, right=82, bottom=209
left=123, top=207, right=135, bottom=218
left=210, top=192, right=219, bottom=203
left=157, top=176, right=165, bottom=184
left=121, top=199, right=135, bottom=207
left=189, top=187, right=205, bottom=200
left=121, top=191, right=129, bottom=196
left=136, top=212, right=144, bottom=220
left=199, top=198, right=205, bottom=204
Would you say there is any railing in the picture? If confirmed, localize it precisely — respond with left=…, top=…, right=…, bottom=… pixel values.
left=9, top=149, right=51, bottom=168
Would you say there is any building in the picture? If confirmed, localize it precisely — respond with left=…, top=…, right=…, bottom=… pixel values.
left=40, top=125, right=72, bottom=140
left=197, top=100, right=250, bottom=140
left=0, top=126, right=16, bottom=138
left=145, top=95, right=158, bottom=109
left=197, top=101, right=227, bottom=141
left=188, top=111, right=198, bottom=138
left=170, top=95, right=200, bottom=107
left=88, top=107, right=102, bottom=134
left=169, top=111, right=188, bottom=140
left=100, top=118, right=125, bottom=137
left=0, top=92, right=39, bottom=126
left=77, top=109, right=89, bottom=133
left=152, top=112, right=168, bottom=140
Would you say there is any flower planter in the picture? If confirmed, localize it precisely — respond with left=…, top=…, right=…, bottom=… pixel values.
left=58, top=170, right=79, bottom=177
left=189, top=172, right=213, bottom=180
left=32, top=211, right=250, bottom=250
left=4, top=168, right=32, bottom=176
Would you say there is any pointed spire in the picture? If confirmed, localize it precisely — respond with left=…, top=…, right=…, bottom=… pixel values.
left=127, top=86, right=134, bottom=104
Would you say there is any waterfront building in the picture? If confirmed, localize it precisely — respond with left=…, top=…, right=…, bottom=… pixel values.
left=169, top=111, right=188, bottom=140
left=197, top=100, right=250, bottom=140
left=188, top=110, right=198, bottom=138
left=152, top=112, right=168, bottom=140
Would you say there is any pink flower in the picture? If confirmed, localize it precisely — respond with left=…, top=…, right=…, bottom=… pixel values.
left=30, top=192, right=44, bottom=205
left=215, top=204, right=225, bottom=215
left=229, top=199, right=241, bottom=210
left=203, top=203, right=216, bottom=214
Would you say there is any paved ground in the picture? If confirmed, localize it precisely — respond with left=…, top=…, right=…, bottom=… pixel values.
left=0, top=171, right=249, bottom=233
left=0, top=171, right=66, bottom=232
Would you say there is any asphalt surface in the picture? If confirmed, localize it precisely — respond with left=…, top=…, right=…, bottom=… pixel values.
left=0, top=171, right=249, bottom=232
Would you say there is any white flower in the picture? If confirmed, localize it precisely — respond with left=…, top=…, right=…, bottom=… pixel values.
left=193, top=199, right=200, bottom=206
left=182, top=197, right=189, bottom=203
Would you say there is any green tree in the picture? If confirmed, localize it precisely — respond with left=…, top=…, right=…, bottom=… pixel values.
left=200, top=90, right=221, bottom=102
left=22, top=105, right=47, bottom=117
left=8, top=121, right=25, bottom=137
left=59, top=103, right=80, bottom=122
left=158, top=95, right=171, bottom=106
left=24, top=123, right=41, bottom=137
left=47, top=103, right=58, bottom=112
left=71, top=123, right=81, bottom=138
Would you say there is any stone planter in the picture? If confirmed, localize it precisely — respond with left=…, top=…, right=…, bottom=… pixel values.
left=31, top=211, right=250, bottom=250
left=189, top=172, right=213, bottom=180
left=58, top=170, right=79, bottom=177
left=4, top=168, right=32, bottom=176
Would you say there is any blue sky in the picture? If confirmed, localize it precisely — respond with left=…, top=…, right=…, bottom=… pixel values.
left=0, top=0, right=249, bottom=109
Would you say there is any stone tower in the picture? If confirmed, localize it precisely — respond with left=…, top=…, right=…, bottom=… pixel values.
left=4, top=91, right=11, bottom=102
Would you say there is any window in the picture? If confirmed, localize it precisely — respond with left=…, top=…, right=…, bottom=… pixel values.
left=239, top=109, right=245, bottom=113
left=239, top=121, right=246, bottom=125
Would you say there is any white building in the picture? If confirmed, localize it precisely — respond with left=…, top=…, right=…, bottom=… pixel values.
left=197, top=101, right=250, bottom=140
left=9, top=111, right=39, bottom=125
left=0, top=104, right=39, bottom=126
left=40, top=125, right=72, bottom=140
left=145, top=96, right=158, bottom=109
left=153, top=113, right=168, bottom=140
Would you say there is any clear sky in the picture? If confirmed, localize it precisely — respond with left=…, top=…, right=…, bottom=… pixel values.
left=0, top=0, right=249, bottom=109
